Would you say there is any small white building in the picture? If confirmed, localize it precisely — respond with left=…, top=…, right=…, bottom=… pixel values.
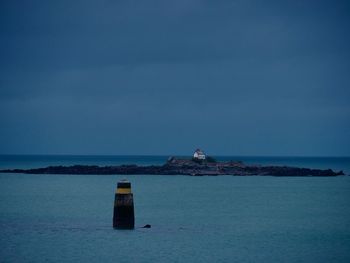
left=193, top=149, right=206, bottom=160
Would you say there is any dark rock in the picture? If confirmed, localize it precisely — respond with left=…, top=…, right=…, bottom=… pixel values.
left=0, top=158, right=344, bottom=177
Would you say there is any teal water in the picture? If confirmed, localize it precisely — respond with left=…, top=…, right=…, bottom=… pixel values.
left=1, top=156, right=350, bottom=262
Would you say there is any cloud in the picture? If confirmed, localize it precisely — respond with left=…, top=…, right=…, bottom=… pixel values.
left=0, top=0, right=349, bottom=155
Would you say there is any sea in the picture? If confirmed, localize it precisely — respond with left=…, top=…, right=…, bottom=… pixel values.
left=0, top=155, right=350, bottom=263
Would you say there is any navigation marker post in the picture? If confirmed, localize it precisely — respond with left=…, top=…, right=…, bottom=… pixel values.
left=113, top=180, right=135, bottom=229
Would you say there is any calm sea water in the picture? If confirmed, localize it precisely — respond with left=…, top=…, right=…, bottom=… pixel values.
left=1, top=155, right=350, bottom=262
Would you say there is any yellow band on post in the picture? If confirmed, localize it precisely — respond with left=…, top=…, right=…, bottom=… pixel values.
left=116, top=188, right=131, bottom=194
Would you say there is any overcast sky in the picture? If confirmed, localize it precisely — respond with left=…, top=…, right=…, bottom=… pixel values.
left=0, top=0, right=349, bottom=156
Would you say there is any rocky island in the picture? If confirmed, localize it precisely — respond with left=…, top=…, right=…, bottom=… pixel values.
left=0, top=157, right=344, bottom=177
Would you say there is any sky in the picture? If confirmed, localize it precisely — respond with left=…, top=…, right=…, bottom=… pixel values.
left=0, top=0, right=349, bottom=156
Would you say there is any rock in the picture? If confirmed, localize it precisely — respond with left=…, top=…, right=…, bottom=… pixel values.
left=0, top=158, right=344, bottom=177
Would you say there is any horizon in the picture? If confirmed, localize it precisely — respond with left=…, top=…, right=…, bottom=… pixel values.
left=1, top=153, right=349, bottom=158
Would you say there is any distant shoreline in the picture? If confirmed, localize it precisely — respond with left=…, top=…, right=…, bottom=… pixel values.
left=0, top=157, right=345, bottom=176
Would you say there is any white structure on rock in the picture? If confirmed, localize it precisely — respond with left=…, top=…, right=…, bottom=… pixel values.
left=193, top=149, right=206, bottom=160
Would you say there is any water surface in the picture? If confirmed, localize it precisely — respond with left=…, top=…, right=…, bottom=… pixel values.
left=0, top=156, right=349, bottom=262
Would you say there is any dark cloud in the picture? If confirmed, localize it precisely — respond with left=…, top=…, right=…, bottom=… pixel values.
left=0, top=0, right=349, bottom=155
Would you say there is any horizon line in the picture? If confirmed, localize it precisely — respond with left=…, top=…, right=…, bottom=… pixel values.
left=0, top=154, right=349, bottom=158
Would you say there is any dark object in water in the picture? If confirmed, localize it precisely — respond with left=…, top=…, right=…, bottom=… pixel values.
left=113, top=180, right=135, bottom=229
left=0, top=158, right=345, bottom=177
left=142, top=224, right=151, bottom=228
